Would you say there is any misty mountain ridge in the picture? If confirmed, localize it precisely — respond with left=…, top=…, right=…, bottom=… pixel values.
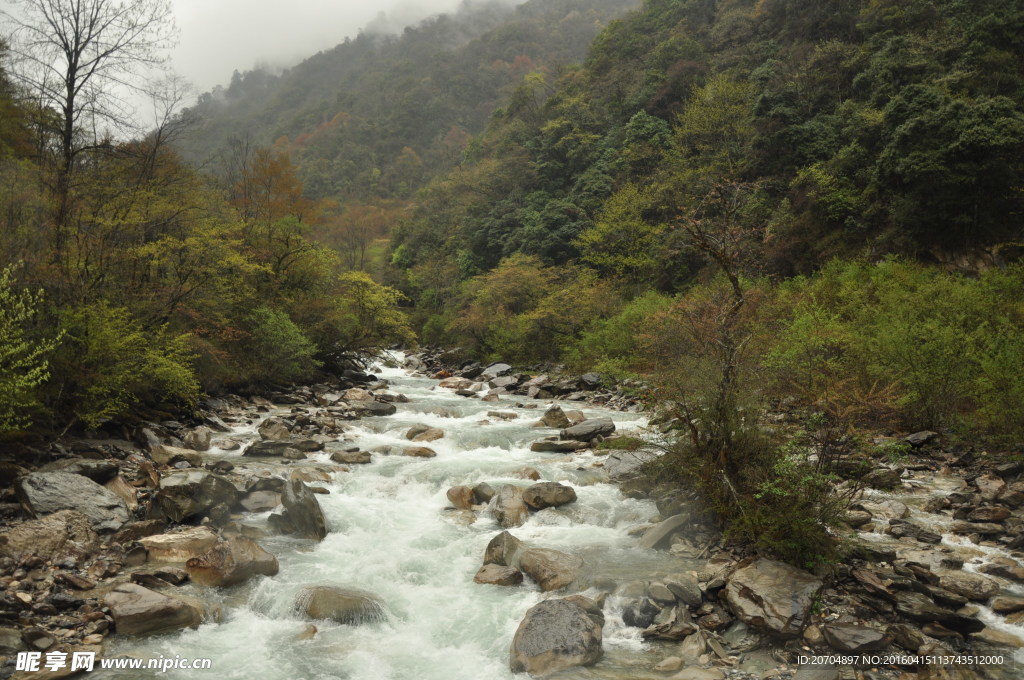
left=174, top=0, right=639, bottom=200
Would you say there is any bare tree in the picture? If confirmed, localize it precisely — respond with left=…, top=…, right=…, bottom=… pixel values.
left=2, top=0, right=176, bottom=244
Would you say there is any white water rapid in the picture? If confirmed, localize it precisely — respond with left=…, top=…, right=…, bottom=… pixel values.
left=95, top=356, right=681, bottom=680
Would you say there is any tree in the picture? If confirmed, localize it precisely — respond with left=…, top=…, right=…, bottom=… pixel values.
left=2, top=0, right=176, bottom=241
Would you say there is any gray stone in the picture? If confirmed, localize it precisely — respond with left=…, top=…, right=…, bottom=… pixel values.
left=186, top=537, right=279, bottom=587
left=893, top=591, right=986, bottom=634
left=538, top=405, right=571, bottom=429
left=822, top=624, right=891, bottom=652
left=258, top=417, right=292, bottom=440
left=723, top=558, right=822, bottom=639
left=331, top=450, right=371, bottom=464
left=664, top=573, right=703, bottom=608
left=0, top=510, right=98, bottom=560
left=530, top=439, right=588, bottom=453
left=153, top=470, right=240, bottom=522
left=905, top=431, right=939, bottom=447
left=888, top=518, right=942, bottom=543
left=104, top=583, right=203, bottom=636
left=510, top=597, right=603, bottom=676
left=484, top=531, right=524, bottom=567
left=139, top=526, right=219, bottom=562
left=519, top=548, right=583, bottom=592
left=938, top=572, right=1000, bottom=601
left=492, top=485, right=529, bottom=529
left=481, top=363, right=512, bottom=379
left=183, top=426, right=213, bottom=451
left=522, top=482, right=577, bottom=509
left=559, top=418, right=615, bottom=442
left=638, top=514, right=689, bottom=550
left=36, top=458, right=119, bottom=483
left=348, top=400, right=397, bottom=417
left=474, top=564, right=523, bottom=586
left=295, top=586, right=387, bottom=625
left=17, top=471, right=129, bottom=532
left=268, top=479, right=328, bottom=541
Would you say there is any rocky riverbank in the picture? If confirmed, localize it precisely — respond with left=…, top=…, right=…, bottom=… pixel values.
left=0, top=351, right=1019, bottom=680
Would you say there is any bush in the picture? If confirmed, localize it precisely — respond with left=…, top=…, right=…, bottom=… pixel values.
left=50, top=304, right=199, bottom=429
left=237, top=307, right=320, bottom=385
left=565, top=290, right=675, bottom=377
left=0, top=264, right=61, bottom=434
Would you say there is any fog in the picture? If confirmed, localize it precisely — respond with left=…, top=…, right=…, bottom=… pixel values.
left=172, top=0, right=518, bottom=94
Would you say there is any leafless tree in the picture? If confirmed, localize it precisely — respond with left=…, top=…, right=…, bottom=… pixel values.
left=2, top=0, right=176, bottom=243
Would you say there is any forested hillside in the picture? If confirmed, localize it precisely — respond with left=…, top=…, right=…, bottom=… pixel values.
left=175, top=0, right=638, bottom=202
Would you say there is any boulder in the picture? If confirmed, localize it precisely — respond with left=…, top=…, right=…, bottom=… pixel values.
left=438, top=377, right=474, bottom=390
left=331, top=450, right=371, bottom=464
left=446, top=486, right=475, bottom=510
left=559, top=418, right=615, bottom=442
left=938, top=572, right=1000, bottom=601
left=474, top=564, right=523, bottom=586
left=295, top=586, right=387, bottom=625
left=267, top=479, right=328, bottom=541
left=492, top=485, right=529, bottom=528
left=530, top=439, right=588, bottom=453
left=638, top=514, right=690, bottom=550
left=723, top=559, right=823, bottom=639
left=0, top=510, right=98, bottom=560
left=258, top=417, right=292, bottom=440
left=481, top=363, right=512, bottom=379
left=182, top=426, right=213, bottom=451
left=152, top=470, right=240, bottom=522
left=402, top=446, right=437, bottom=458
left=348, top=400, right=398, bottom=417
left=239, top=490, right=281, bottom=512
left=905, top=431, right=939, bottom=447
left=663, top=573, right=703, bottom=608
left=149, top=444, right=204, bottom=466
left=473, top=482, right=496, bottom=504
left=186, top=537, right=279, bottom=587
left=522, top=482, right=577, bottom=510
left=16, top=471, right=129, bottom=532
left=104, top=583, right=203, bottom=635
left=484, top=531, right=524, bottom=567
left=822, top=624, right=892, bottom=653
left=888, top=518, right=942, bottom=544
left=343, top=388, right=375, bottom=402
left=510, top=597, right=603, bottom=676
left=140, top=526, right=219, bottom=563
left=35, top=458, right=119, bottom=483
left=967, top=506, right=1011, bottom=522
left=406, top=425, right=444, bottom=442
left=893, top=591, right=986, bottom=633
left=519, top=548, right=583, bottom=592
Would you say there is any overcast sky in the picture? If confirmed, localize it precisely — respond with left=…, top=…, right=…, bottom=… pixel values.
left=171, top=0, right=471, bottom=94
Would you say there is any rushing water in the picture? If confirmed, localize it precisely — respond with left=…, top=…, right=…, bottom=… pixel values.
left=96, top=358, right=683, bottom=680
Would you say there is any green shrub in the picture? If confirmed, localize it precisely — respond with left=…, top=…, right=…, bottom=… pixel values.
left=51, top=303, right=199, bottom=429
left=238, top=306, right=320, bottom=385
left=565, top=290, right=675, bottom=377
left=0, top=265, right=61, bottom=434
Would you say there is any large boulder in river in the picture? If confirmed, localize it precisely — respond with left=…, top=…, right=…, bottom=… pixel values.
left=182, top=426, right=212, bottom=451
left=140, top=526, right=219, bottom=562
left=474, top=564, right=523, bottom=586
left=519, top=548, right=583, bottom=592
left=406, top=424, right=444, bottom=442
left=559, top=418, right=615, bottom=442
left=492, top=485, right=529, bottom=528
left=723, top=558, right=822, bottom=639
left=0, top=510, right=98, bottom=560
left=104, top=583, right=203, bottom=636
left=484, top=531, right=524, bottom=567
left=268, top=479, right=328, bottom=541
left=510, top=596, right=603, bottom=676
left=348, top=400, right=398, bottom=417
left=522, top=482, right=577, bottom=510
left=16, top=471, right=129, bottom=532
left=529, top=439, right=588, bottom=453
left=295, top=586, right=387, bottom=625
left=537, top=405, right=571, bottom=429
left=35, top=458, right=118, bottom=483
left=257, top=417, right=292, bottom=440
left=186, top=537, right=279, bottom=587
left=152, top=470, right=240, bottom=522
left=149, top=444, right=203, bottom=467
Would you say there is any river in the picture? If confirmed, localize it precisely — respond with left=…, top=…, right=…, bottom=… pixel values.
left=96, top=356, right=684, bottom=679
